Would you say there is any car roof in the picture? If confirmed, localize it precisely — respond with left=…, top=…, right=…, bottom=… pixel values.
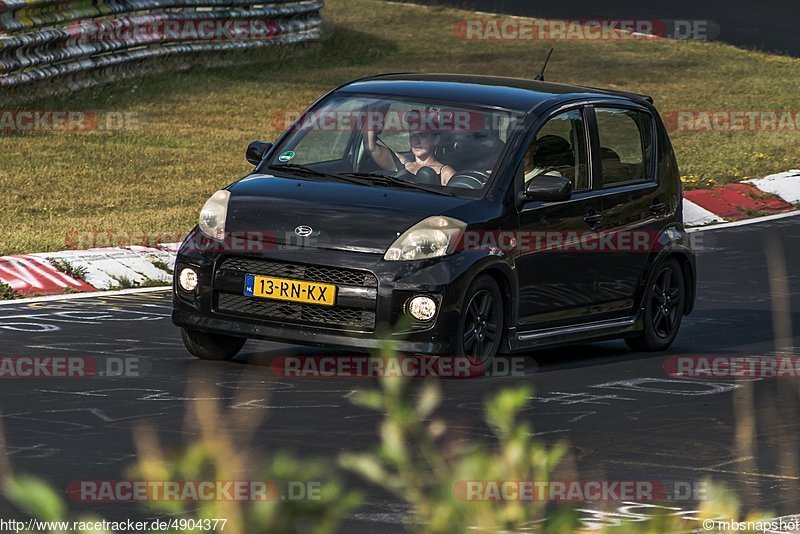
left=338, top=73, right=653, bottom=113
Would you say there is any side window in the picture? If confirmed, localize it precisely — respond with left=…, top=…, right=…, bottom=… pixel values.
left=289, top=100, right=363, bottom=165
left=595, top=108, right=653, bottom=186
left=523, top=109, right=589, bottom=191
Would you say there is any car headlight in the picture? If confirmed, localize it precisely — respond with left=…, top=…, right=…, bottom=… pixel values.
left=384, top=216, right=467, bottom=261
left=198, top=190, right=230, bottom=241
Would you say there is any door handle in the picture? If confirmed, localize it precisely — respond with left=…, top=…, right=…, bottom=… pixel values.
left=584, top=212, right=603, bottom=227
left=650, top=201, right=667, bottom=215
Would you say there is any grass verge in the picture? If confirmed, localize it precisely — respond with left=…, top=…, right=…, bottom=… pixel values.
left=0, top=0, right=798, bottom=255
left=0, top=281, right=20, bottom=300
left=48, top=258, right=89, bottom=281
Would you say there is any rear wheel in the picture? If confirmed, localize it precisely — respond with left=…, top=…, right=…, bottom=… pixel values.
left=455, top=275, right=504, bottom=376
left=181, top=328, right=246, bottom=361
left=626, top=258, right=685, bottom=352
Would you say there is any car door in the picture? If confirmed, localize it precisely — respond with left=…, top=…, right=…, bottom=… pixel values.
left=588, top=104, right=672, bottom=319
left=514, top=107, right=605, bottom=329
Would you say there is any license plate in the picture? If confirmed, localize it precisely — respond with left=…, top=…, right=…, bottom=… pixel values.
left=244, top=274, right=337, bottom=306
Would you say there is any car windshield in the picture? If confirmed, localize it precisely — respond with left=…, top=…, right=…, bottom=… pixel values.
left=267, top=94, right=526, bottom=197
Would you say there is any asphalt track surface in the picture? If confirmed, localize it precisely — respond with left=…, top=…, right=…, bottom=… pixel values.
left=399, top=0, right=800, bottom=57
left=1, top=215, right=799, bottom=531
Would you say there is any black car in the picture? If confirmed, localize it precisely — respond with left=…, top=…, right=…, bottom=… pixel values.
left=172, top=73, right=696, bottom=374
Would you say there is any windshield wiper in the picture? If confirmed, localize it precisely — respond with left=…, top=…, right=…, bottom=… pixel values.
left=266, top=163, right=328, bottom=177
left=341, top=172, right=455, bottom=197
left=266, top=164, right=368, bottom=186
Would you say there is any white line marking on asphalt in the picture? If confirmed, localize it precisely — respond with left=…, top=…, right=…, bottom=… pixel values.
left=230, top=399, right=340, bottom=409
left=6, top=444, right=60, bottom=458
left=686, top=209, right=800, bottom=232
left=530, top=392, right=636, bottom=405
left=527, top=429, right=571, bottom=436
left=0, top=286, right=169, bottom=306
left=604, top=458, right=800, bottom=480
left=566, top=411, right=597, bottom=423
left=592, top=377, right=738, bottom=395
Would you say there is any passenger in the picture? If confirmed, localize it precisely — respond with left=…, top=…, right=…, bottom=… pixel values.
left=524, top=135, right=568, bottom=183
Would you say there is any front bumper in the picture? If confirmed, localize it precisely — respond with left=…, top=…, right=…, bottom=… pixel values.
left=171, top=229, right=490, bottom=355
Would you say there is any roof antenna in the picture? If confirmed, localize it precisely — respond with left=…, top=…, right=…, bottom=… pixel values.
left=534, top=48, right=554, bottom=81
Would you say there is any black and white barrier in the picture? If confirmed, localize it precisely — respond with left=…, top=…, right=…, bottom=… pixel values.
left=0, top=0, right=323, bottom=88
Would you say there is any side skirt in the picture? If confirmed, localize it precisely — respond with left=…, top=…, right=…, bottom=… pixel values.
left=505, top=314, right=644, bottom=352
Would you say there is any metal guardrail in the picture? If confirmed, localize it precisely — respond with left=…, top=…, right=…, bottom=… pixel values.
left=0, top=0, right=323, bottom=88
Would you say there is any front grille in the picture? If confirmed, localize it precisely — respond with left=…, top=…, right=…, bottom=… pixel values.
left=214, top=257, right=378, bottom=332
left=216, top=293, right=376, bottom=331
left=218, top=257, right=377, bottom=287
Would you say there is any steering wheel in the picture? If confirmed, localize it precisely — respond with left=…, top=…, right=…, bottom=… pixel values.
left=392, top=167, right=414, bottom=181
left=391, top=165, right=441, bottom=186
left=446, top=171, right=490, bottom=189
left=413, top=166, right=440, bottom=185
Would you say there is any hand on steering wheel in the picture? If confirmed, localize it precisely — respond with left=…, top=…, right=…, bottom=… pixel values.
left=389, top=150, right=407, bottom=173
left=392, top=168, right=414, bottom=180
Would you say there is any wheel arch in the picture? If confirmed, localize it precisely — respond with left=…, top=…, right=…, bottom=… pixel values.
left=673, top=251, right=696, bottom=315
left=463, top=259, right=519, bottom=348
left=633, top=224, right=697, bottom=315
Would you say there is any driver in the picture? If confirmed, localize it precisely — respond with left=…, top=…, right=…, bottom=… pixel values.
left=364, top=111, right=456, bottom=186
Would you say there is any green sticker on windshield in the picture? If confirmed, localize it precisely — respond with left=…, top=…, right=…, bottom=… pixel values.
left=278, top=150, right=295, bottom=162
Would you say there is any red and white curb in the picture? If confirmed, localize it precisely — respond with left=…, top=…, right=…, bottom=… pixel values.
left=0, top=255, right=96, bottom=296
left=683, top=170, right=799, bottom=227
left=682, top=199, right=724, bottom=226
left=744, top=169, right=800, bottom=204
left=1, top=170, right=798, bottom=300
left=0, top=245, right=176, bottom=297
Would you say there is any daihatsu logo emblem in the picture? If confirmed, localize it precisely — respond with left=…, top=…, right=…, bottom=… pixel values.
left=295, top=225, right=314, bottom=237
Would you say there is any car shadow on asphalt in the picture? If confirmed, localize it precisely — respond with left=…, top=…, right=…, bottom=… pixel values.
left=213, top=306, right=800, bottom=378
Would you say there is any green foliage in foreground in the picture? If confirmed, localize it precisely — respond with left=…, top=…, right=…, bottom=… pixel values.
left=0, top=351, right=779, bottom=533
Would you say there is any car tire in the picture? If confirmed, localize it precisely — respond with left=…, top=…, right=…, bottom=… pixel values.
left=180, top=327, right=246, bottom=361
left=455, top=275, right=504, bottom=376
left=626, top=257, right=685, bottom=352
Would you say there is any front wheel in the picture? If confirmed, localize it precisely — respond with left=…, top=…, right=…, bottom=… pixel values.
left=626, top=258, right=685, bottom=352
left=455, top=275, right=504, bottom=376
left=181, top=328, right=246, bottom=361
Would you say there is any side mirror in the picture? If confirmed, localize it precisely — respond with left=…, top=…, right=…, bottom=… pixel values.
left=246, top=141, right=273, bottom=166
left=524, top=174, right=573, bottom=202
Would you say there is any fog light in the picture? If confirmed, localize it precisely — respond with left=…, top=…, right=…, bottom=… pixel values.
left=407, top=296, right=437, bottom=321
left=179, top=268, right=198, bottom=291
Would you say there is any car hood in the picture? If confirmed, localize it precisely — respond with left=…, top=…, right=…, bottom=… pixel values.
left=226, top=173, right=474, bottom=253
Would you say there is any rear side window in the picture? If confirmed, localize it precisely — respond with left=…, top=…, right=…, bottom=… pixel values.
left=595, top=108, right=653, bottom=186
